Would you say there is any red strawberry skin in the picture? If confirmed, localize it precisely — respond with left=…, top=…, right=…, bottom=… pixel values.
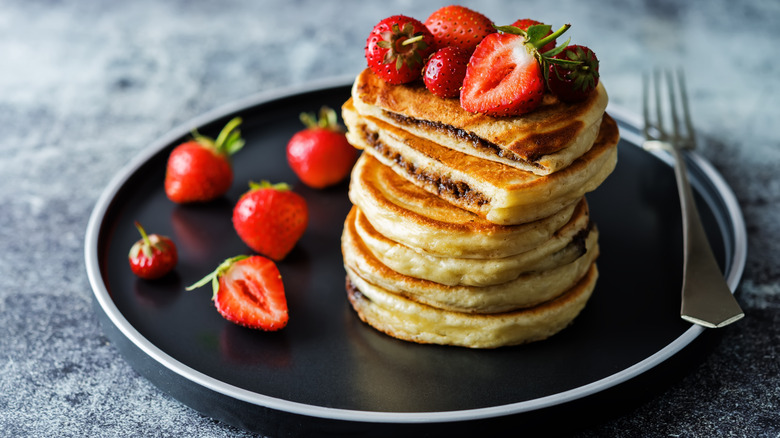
left=365, top=15, right=435, bottom=84
left=165, top=142, right=232, bottom=203
left=460, top=33, right=545, bottom=117
left=423, top=46, right=470, bottom=99
left=216, top=256, right=288, bottom=331
left=287, top=128, right=356, bottom=188
left=128, top=223, right=178, bottom=280
left=425, top=5, right=495, bottom=54
left=232, top=183, right=309, bottom=261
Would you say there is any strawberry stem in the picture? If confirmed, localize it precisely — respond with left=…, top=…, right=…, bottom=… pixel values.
left=134, top=221, right=151, bottom=246
left=134, top=221, right=153, bottom=258
left=401, top=34, right=424, bottom=46
left=186, top=254, right=250, bottom=299
left=536, top=23, right=571, bottom=50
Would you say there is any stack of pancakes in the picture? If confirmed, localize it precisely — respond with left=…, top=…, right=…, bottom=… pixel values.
left=340, top=68, right=619, bottom=348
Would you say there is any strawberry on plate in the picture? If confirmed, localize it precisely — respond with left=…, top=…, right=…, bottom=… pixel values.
left=424, top=5, right=495, bottom=55
left=460, top=23, right=572, bottom=117
left=128, top=221, right=178, bottom=280
left=547, top=44, right=600, bottom=102
left=232, top=181, right=309, bottom=261
left=422, top=46, right=470, bottom=99
left=365, top=15, right=435, bottom=84
left=286, top=106, right=357, bottom=189
left=187, top=255, right=288, bottom=331
left=165, top=117, right=245, bottom=203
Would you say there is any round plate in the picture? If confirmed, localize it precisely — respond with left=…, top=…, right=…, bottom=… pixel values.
left=85, top=78, right=746, bottom=436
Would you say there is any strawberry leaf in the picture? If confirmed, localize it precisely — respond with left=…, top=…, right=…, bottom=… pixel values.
left=186, top=255, right=250, bottom=299
left=525, top=24, right=551, bottom=43
left=493, top=24, right=526, bottom=36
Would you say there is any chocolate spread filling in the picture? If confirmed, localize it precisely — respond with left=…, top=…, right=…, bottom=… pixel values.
left=570, top=221, right=594, bottom=257
left=361, top=126, right=489, bottom=207
left=384, top=111, right=546, bottom=170
left=345, top=276, right=367, bottom=303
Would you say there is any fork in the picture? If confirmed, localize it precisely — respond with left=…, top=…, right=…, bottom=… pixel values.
left=642, top=69, right=744, bottom=328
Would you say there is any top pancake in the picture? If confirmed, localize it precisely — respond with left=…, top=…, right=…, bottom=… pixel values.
left=351, top=68, right=609, bottom=175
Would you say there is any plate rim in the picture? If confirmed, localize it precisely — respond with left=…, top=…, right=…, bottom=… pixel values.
left=84, top=77, right=747, bottom=424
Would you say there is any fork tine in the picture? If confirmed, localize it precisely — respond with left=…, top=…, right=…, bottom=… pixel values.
left=666, top=69, right=680, bottom=142
left=676, top=69, right=697, bottom=148
left=642, top=72, right=651, bottom=139
left=653, top=69, right=665, bottom=140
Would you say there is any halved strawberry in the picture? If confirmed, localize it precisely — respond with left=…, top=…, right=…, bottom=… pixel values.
left=424, top=5, right=495, bottom=55
left=460, top=23, right=572, bottom=117
left=187, top=255, right=289, bottom=331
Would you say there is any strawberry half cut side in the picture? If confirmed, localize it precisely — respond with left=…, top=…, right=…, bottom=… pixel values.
left=187, top=255, right=289, bottom=331
left=460, top=23, right=573, bottom=117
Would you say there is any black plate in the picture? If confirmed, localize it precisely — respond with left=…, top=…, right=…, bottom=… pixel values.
left=85, top=78, right=746, bottom=436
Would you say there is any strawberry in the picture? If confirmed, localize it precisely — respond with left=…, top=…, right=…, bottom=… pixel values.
left=422, top=46, right=470, bottom=99
left=232, top=181, right=309, bottom=261
left=365, top=15, right=435, bottom=84
left=165, top=117, right=245, bottom=203
left=286, top=107, right=357, bottom=189
left=511, top=19, right=556, bottom=53
left=128, top=221, right=178, bottom=280
left=547, top=45, right=600, bottom=102
left=424, top=5, right=495, bottom=55
left=187, top=255, right=288, bottom=331
left=460, top=23, right=572, bottom=117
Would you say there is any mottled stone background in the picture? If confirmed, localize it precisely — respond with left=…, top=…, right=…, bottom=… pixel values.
left=1, top=0, right=778, bottom=436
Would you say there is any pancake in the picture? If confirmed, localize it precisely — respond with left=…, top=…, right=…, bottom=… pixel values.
left=350, top=68, right=609, bottom=175
left=349, top=155, right=586, bottom=259
left=343, top=99, right=619, bottom=225
left=352, top=198, right=593, bottom=286
left=345, top=263, right=599, bottom=349
left=342, top=207, right=599, bottom=313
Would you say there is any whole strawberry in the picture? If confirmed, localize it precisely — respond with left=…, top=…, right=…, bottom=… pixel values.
left=424, top=5, right=495, bottom=55
left=365, top=15, right=435, bottom=84
left=128, top=221, right=178, bottom=280
left=511, top=18, right=556, bottom=53
left=286, top=107, right=357, bottom=189
left=460, top=23, right=572, bottom=117
left=165, top=117, right=245, bottom=203
left=548, top=45, right=600, bottom=102
left=187, top=255, right=289, bottom=331
left=423, top=46, right=470, bottom=99
left=232, top=181, right=309, bottom=261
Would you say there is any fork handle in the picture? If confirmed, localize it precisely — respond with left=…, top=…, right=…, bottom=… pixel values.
left=670, top=147, right=745, bottom=328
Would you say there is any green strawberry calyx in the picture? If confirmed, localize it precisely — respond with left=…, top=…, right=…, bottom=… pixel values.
left=186, top=254, right=250, bottom=300
left=493, top=23, right=582, bottom=83
left=247, top=180, right=291, bottom=192
left=131, top=221, right=167, bottom=259
left=192, top=117, right=245, bottom=157
left=299, top=106, right=343, bottom=133
left=551, top=45, right=600, bottom=93
left=377, top=22, right=430, bottom=72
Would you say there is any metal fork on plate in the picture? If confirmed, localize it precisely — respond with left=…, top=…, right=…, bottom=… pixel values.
left=642, top=69, right=744, bottom=328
